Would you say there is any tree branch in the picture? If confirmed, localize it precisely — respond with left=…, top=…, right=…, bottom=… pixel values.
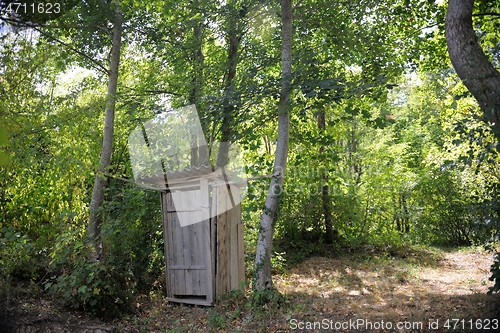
left=142, top=89, right=183, bottom=96
left=32, top=26, right=109, bottom=75
left=41, top=23, right=112, bottom=35
left=472, top=12, right=500, bottom=18
left=119, top=86, right=184, bottom=98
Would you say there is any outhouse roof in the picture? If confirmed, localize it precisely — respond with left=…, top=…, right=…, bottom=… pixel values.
left=136, top=165, right=236, bottom=187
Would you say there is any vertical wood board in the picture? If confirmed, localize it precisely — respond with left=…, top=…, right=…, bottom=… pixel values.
left=216, top=184, right=228, bottom=295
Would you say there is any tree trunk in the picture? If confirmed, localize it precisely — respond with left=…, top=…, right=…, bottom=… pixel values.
left=189, top=23, right=205, bottom=167
left=216, top=7, right=245, bottom=167
left=88, top=1, right=123, bottom=253
left=446, top=0, right=500, bottom=138
left=318, top=111, right=334, bottom=244
left=253, top=0, right=292, bottom=291
left=348, top=119, right=362, bottom=185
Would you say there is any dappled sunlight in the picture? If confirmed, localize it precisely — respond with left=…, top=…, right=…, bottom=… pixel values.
left=273, top=249, right=500, bottom=331
left=2, top=247, right=498, bottom=332
left=1, top=0, right=500, bottom=331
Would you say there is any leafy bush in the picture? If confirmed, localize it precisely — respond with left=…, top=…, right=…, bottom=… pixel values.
left=46, top=244, right=133, bottom=318
left=45, top=184, right=164, bottom=318
left=277, top=194, right=324, bottom=245
left=0, top=226, right=42, bottom=281
left=412, top=170, right=475, bottom=246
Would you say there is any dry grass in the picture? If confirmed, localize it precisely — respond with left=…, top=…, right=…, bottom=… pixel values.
left=272, top=246, right=500, bottom=332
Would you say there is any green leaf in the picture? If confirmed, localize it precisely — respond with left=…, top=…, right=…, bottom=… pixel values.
left=78, top=285, right=88, bottom=294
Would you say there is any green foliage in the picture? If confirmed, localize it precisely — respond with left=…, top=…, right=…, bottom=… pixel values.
left=413, top=170, right=474, bottom=245
left=488, top=252, right=500, bottom=294
left=267, top=71, right=500, bottom=254
left=101, top=183, right=164, bottom=293
left=208, top=309, right=230, bottom=330
left=45, top=185, right=163, bottom=318
left=252, top=287, right=285, bottom=308
left=0, top=124, right=8, bottom=166
left=0, top=226, right=40, bottom=280
left=46, top=244, right=131, bottom=318
left=270, top=251, right=287, bottom=274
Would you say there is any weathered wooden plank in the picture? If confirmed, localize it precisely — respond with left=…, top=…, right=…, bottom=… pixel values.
left=169, top=200, right=180, bottom=296
left=215, top=186, right=221, bottom=297
left=181, top=191, right=193, bottom=295
left=217, top=185, right=228, bottom=296
left=199, top=179, right=212, bottom=300
left=237, top=219, right=245, bottom=289
left=187, top=190, right=198, bottom=296
left=230, top=186, right=244, bottom=289
left=161, top=193, right=172, bottom=298
left=201, top=222, right=212, bottom=301
left=169, top=265, right=205, bottom=270
left=200, top=179, right=210, bottom=221
left=168, top=209, right=203, bottom=212
left=229, top=204, right=238, bottom=290
left=210, top=184, right=217, bottom=302
left=173, top=197, right=186, bottom=295
left=227, top=185, right=242, bottom=291
left=170, top=213, right=180, bottom=295
left=190, top=191, right=201, bottom=296
left=166, top=297, right=212, bottom=306
left=166, top=191, right=176, bottom=211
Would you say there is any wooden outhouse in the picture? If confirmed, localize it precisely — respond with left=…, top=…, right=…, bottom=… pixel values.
left=140, top=165, right=244, bottom=306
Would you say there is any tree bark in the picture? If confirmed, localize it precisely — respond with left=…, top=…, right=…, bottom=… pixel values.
left=318, top=111, right=334, bottom=244
left=189, top=23, right=205, bottom=167
left=88, top=1, right=123, bottom=252
left=216, top=6, right=246, bottom=167
left=446, top=0, right=500, bottom=138
left=253, top=0, right=292, bottom=291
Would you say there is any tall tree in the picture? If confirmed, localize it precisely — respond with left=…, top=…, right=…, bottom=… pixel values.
left=253, top=0, right=292, bottom=292
left=446, top=0, right=500, bottom=138
left=317, top=110, right=335, bottom=243
left=216, top=2, right=247, bottom=167
left=88, top=0, right=123, bottom=254
left=446, top=0, right=500, bottom=295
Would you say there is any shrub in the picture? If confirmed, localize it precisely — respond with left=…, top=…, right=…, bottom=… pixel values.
left=45, top=184, right=164, bottom=318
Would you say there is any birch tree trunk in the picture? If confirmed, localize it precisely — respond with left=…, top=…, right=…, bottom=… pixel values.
left=253, top=0, right=292, bottom=292
left=446, top=0, right=500, bottom=138
left=88, top=1, right=123, bottom=254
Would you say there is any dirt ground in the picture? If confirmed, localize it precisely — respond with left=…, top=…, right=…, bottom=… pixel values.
left=1, top=246, right=499, bottom=332
left=273, top=247, right=500, bottom=332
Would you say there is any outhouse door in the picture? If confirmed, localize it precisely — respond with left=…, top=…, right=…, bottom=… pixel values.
left=161, top=178, right=214, bottom=305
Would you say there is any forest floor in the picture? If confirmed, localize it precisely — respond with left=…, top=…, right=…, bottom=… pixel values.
left=1, top=245, right=500, bottom=333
